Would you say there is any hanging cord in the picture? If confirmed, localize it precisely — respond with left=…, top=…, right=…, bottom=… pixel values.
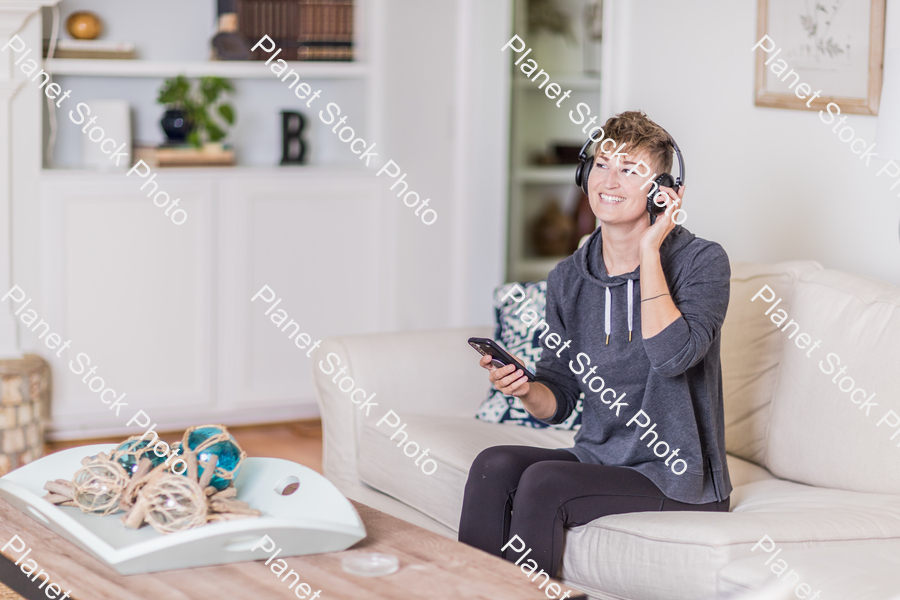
left=627, top=279, right=633, bottom=342
left=604, top=287, right=611, bottom=345
left=44, top=5, right=60, bottom=167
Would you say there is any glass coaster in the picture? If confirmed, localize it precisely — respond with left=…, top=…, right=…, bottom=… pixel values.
left=341, top=552, right=399, bottom=577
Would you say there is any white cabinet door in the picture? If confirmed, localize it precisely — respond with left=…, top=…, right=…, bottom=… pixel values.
left=39, top=168, right=389, bottom=438
left=41, top=172, right=215, bottom=438
left=217, top=170, right=389, bottom=419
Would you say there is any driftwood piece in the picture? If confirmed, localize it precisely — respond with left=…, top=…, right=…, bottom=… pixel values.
left=44, top=493, right=72, bottom=504
left=119, top=457, right=153, bottom=511
left=197, top=454, right=218, bottom=490
left=43, top=480, right=74, bottom=498
left=211, top=487, right=237, bottom=500
left=209, top=500, right=259, bottom=516
left=123, top=496, right=149, bottom=529
left=120, top=465, right=168, bottom=529
left=131, top=457, right=153, bottom=482
left=206, top=513, right=255, bottom=522
left=187, top=452, right=198, bottom=482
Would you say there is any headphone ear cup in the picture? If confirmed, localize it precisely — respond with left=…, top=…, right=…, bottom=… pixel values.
left=579, top=158, right=592, bottom=196
left=646, top=173, right=675, bottom=214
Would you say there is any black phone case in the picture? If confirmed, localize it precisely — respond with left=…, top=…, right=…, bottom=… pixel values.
left=467, top=337, right=536, bottom=382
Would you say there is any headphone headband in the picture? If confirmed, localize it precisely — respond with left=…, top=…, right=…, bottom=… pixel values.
left=576, top=136, right=595, bottom=164
left=664, top=130, right=685, bottom=189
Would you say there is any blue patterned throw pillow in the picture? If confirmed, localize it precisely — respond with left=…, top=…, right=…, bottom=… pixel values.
left=474, top=281, right=583, bottom=430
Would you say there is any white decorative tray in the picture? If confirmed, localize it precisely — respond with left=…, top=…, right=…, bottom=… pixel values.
left=0, top=444, right=366, bottom=575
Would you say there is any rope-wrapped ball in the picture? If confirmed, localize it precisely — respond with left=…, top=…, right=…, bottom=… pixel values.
left=141, top=474, right=208, bottom=534
left=72, top=457, right=129, bottom=515
left=110, top=435, right=167, bottom=476
left=179, top=425, right=246, bottom=491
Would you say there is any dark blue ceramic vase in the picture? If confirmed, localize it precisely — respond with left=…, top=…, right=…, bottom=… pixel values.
left=160, top=108, right=192, bottom=143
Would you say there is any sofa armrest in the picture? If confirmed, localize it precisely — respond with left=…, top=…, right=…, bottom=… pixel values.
left=312, top=325, right=493, bottom=492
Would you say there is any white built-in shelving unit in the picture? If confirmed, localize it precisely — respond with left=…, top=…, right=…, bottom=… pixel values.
left=506, top=0, right=608, bottom=283
left=43, top=0, right=374, bottom=171
left=30, top=0, right=387, bottom=438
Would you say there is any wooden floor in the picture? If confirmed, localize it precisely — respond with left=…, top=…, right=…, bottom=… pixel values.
left=0, top=420, right=324, bottom=599
left=44, top=419, right=324, bottom=472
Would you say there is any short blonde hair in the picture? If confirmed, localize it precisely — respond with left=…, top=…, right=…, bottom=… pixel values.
left=594, top=110, right=673, bottom=175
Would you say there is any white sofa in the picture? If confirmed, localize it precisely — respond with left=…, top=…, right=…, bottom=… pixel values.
left=313, top=261, right=900, bottom=600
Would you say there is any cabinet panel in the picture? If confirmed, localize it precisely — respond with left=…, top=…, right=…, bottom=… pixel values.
left=41, top=176, right=214, bottom=436
left=218, top=174, right=387, bottom=412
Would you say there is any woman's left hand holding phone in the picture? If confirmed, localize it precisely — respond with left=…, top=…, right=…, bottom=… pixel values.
left=480, top=354, right=531, bottom=397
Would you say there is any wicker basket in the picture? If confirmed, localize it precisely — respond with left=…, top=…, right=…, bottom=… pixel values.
left=0, top=355, right=51, bottom=476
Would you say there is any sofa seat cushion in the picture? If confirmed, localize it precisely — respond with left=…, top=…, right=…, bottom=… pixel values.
left=357, top=414, right=775, bottom=534
left=717, top=541, right=900, bottom=600
left=560, top=479, right=900, bottom=600
left=358, top=415, right=577, bottom=530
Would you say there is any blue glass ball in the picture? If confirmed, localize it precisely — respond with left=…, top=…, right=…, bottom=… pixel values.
left=184, top=426, right=242, bottom=490
left=113, top=438, right=167, bottom=476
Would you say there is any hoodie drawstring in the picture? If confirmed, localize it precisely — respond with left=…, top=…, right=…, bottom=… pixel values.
left=604, top=287, right=611, bottom=345
left=605, top=280, right=635, bottom=344
left=627, top=279, right=633, bottom=342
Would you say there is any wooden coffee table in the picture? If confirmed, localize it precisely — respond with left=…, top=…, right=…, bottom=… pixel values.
left=0, top=497, right=587, bottom=599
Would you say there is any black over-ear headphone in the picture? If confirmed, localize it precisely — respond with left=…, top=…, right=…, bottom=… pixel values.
left=575, top=129, right=685, bottom=215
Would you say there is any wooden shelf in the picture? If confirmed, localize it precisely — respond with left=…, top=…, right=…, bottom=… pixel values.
left=513, top=75, right=600, bottom=91
left=514, top=166, right=578, bottom=184
left=44, top=59, right=368, bottom=79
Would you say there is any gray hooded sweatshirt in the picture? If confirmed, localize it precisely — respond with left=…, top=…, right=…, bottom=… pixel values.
left=536, top=224, right=732, bottom=504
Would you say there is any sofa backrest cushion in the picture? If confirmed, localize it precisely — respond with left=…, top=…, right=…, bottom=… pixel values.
left=721, top=261, right=823, bottom=466
left=764, top=269, right=900, bottom=494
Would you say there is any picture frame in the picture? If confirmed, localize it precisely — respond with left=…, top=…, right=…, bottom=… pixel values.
left=754, top=0, right=886, bottom=115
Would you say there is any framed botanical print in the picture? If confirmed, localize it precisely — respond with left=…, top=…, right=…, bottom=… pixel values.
left=754, top=0, right=886, bottom=114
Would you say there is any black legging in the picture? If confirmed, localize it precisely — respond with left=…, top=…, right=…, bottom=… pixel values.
left=458, top=445, right=729, bottom=577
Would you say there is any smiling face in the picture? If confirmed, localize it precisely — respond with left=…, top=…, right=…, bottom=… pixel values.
left=587, top=148, right=660, bottom=227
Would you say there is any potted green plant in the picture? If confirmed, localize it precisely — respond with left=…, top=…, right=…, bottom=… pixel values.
left=157, top=75, right=236, bottom=149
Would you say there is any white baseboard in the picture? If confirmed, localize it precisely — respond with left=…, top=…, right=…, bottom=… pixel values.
left=45, top=401, right=321, bottom=441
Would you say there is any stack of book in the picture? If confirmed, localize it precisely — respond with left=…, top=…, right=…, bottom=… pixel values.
left=44, top=39, right=136, bottom=60
left=238, top=0, right=353, bottom=61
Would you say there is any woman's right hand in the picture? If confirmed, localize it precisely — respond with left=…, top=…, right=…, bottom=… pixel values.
left=479, top=354, right=531, bottom=398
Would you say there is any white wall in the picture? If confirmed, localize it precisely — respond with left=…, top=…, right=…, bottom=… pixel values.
left=377, top=0, right=510, bottom=329
left=607, top=0, right=900, bottom=286
left=450, top=0, right=511, bottom=327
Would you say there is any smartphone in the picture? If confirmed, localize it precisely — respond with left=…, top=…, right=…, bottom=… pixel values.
left=468, top=337, right=536, bottom=382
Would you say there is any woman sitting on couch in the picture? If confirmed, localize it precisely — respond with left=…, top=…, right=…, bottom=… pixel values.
left=458, top=111, right=732, bottom=577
